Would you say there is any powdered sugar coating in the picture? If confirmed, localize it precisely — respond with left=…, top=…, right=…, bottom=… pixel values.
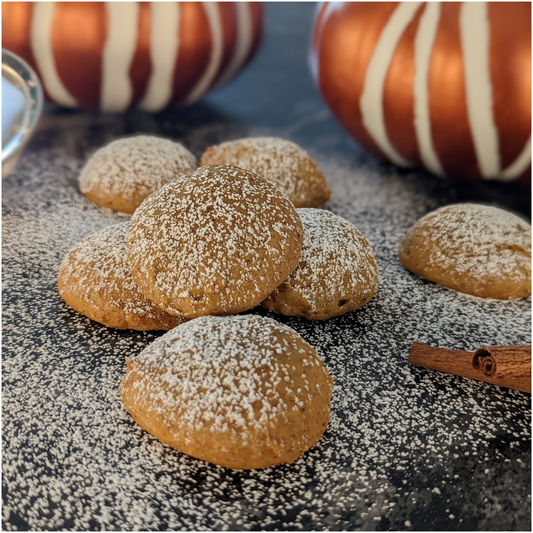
left=263, top=209, right=379, bottom=319
left=79, top=135, right=197, bottom=214
left=399, top=203, right=531, bottom=299
left=58, top=222, right=185, bottom=330
left=127, top=315, right=325, bottom=430
left=121, top=315, right=333, bottom=468
left=128, top=165, right=304, bottom=317
left=199, top=137, right=332, bottom=207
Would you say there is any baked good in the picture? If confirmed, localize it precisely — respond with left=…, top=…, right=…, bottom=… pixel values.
left=262, top=209, right=379, bottom=320
left=120, top=315, right=335, bottom=469
left=79, top=135, right=197, bottom=214
left=127, top=165, right=304, bottom=318
left=199, top=137, right=331, bottom=207
left=399, top=203, right=531, bottom=300
left=58, top=222, right=186, bottom=330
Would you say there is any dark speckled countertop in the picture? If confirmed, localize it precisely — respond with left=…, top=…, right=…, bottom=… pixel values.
left=2, top=3, right=531, bottom=531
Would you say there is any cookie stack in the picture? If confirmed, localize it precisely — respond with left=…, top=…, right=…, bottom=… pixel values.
left=60, top=135, right=379, bottom=328
left=57, top=134, right=380, bottom=469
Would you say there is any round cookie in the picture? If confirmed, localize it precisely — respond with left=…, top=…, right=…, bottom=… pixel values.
left=398, top=203, right=531, bottom=300
left=120, top=315, right=335, bottom=470
left=79, top=135, right=197, bottom=214
left=127, top=165, right=304, bottom=318
left=199, top=137, right=331, bottom=208
left=262, top=209, right=379, bottom=320
left=58, top=222, right=186, bottom=330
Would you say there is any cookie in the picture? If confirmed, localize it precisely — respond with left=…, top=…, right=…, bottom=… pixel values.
left=58, top=222, right=186, bottom=330
left=262, top=209, right=379, bottom=320
left=79, top=135, right=197, bottom=214
left=120, top=315, right=335, bottom=470
left=199, top=137, right=331, bottom=207
left=398, top=203, right=531, bottom=300
left=127, top=165, right=304, bottom=318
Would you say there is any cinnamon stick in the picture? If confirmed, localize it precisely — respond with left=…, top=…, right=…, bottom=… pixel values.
left=408, top=342, right=531, bottom=393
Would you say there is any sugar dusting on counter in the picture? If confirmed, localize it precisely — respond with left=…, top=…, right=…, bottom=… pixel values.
left=2, top=129, right=530, bottom=531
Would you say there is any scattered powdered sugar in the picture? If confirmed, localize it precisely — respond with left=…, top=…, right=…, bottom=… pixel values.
left=2, top=121, right=531, bottom=530
left=126, top=315, right=325, bottom=441
left=405, top=203, right=531, bottom=281
left=58, top=222, right=184, bottom=329
left=200, top=137, right=330, bottom=206
left=128, top=165, right=303, bottom=316
left=79, top=135, right=197, bottom=203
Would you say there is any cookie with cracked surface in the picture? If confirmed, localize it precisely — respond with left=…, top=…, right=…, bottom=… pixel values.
left=79, top=135, right=197, bottom=214
left=399, top=203, right=531, bottom=300
left=120, top=315, right=335, bottom=470
left=199, top=137, right=331, bottom=208
left=58, top=222, right=186, bottom=330
left=262, top=209, right=379, bottom=320
left=127, top=165, right=304, bottom=318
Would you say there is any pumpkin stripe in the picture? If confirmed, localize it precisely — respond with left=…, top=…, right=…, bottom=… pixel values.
left=428, top=3, right=480, bottom=180
left=459, top=2, right=500, bottom=178
left=184, top=2, right=224, bottom=105
left=212, top=3, right=254, bottom=90
left=51, top=2, right=107, bottom=109
left=360, top=2, right=420, bottom=167
left=31, top=2, right=78, bottom=107
left=210, top=4, right=237, bottom=89
left=128, top=3, right=152, bottom=109
left=318, top=3, right=399, bottom=161
left=501, top=137, right=532, bottom=181
left=101, top=2, right=139, bottom=112
left=414, top=2, right=445, bottom=176
left=138, top=3, right=181, bottom=112
left=383, top=4, right=424, bottom=166
left=488, top=2, right=531, bottom=172
left=170, top=3, right=211, bottom=106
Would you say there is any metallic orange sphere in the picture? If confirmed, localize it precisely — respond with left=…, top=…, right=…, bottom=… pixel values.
left=3, top=2, right=262, bottom=112
left=311, top=2, right=531, bottom=184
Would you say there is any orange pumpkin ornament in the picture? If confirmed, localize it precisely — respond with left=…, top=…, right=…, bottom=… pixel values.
left=311, top=2, right=531, bottom=184
left=2, top=2, right=262, bottom=112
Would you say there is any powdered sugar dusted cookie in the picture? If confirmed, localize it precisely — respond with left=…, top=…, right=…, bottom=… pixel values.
left=199, top=137, right=331, bottom=207
left=120, top=315, right=334, bottom=470
left=79, top=136, right=197, bottom=214
left=262, top=209, right=379, bottom=320
left=58, top=222, right=186, bottom=330
left=127, top=165, right=304, bottom=318
left=399, top=203, right=531, bottom=300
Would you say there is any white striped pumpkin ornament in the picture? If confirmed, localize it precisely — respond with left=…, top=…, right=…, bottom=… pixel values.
left=2, top=2, right=262, bottom=112
left=311, top=2, right=531, bottom=184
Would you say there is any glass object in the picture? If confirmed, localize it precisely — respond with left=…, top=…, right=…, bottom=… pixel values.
left=2, top=49, right=43, bottom=177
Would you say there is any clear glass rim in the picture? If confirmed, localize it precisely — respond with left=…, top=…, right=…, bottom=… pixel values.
left=2, top=49, right=44, bottom=166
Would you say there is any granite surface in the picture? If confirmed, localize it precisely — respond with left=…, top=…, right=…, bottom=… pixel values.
left=2, top=3, right=531, bottom=531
